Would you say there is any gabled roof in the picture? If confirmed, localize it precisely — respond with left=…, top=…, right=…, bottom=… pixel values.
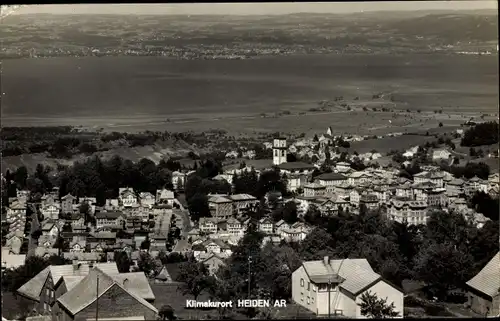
left=111, top=272, right=155, bottom=300
left=229, top=194, right=257, bottom=201
left=95, top=211, right=124, bottom=219
left=155, top=266, right=173, bottom=282
left=466, top=252, right=500, bottom=298
left=208, top=196, right=232, bottom=203
left=301, top=258, right=382, bottom=296
left=278, top=162, right=316, bottom=170
left=57, top=267, right=157, bottom=315
left=316, top=173, right=347, bottom=181
left=17, top=262, right=119, bottom=301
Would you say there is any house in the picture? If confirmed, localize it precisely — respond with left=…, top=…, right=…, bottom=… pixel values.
left=229, top=194, right=259, bottom=214
left=349, top=189, right=362, bottom=207
left=150, top=235, right=167, bottom=248
left=446, top=178, right=465, bottom=195
left=258, top=218, right=274, bottom=235
left=67, top=213, right=85, bottom=229
left=208, top=196, right=233, bottom=221
left=156, top=188, right=175, bottom=205
left=303, top=183, right=327, bottom=198
left=202, top=254, right=226, bottom=276
left=386, top=199, right=428, bottom=225
left=432, top=149, right=451, bottom=161
left=347, top=172, right=372, bottom=186
left=292, top=256, right=404, bottom=317
left=275, top=220, right=291, bottom=235
left=41, top=194, right=57, bottom=207
left=465, top=252, right=500, bottom=317
left=16, top=262, right=119, bottom=314
left=172, top=171, right=187, bottom=190
left=414, top=171, right=445, bottom=188
left=278, top=162, right=316, bottom=192
left=53, top=267, right=157, bottom=321
left=359, top=194, right=380, bottom=211
left=95, top=211, right=126, bottom=229
left=281, top=222, right=310, bottom=242
left=8, top=201, right=27, bottom=218
left=226, top=217, right=244, bottom=236
left=119, top=188, right=138, bottom=207
left=41, top=222, right=59, bottom=237
left=139, top=192, right=156, bottom=208
left=199, top=217, right=218, bottom=234
left=61, top=194, right=77, bottom=214
left=69, top=238, right=86, bottom=253
left=316, top=173, right=347, bottom=187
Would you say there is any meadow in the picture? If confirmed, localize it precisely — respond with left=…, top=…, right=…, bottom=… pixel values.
left=2, top=54, right=498, bottom=136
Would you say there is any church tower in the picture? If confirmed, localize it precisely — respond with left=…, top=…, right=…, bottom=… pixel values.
left=273, top=137, right=287, bottom=165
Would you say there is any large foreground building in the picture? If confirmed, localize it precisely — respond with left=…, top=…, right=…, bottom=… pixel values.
left=291, top=256, right=404, bottom=318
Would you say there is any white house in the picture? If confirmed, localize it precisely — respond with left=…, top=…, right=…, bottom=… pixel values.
left=139, top=192, right=156, bottom=208
left=119, top=188, right=138, bottom=207
left=432, top=149, right=451, bottom=161
left=292, top=256, right=404, bottom=318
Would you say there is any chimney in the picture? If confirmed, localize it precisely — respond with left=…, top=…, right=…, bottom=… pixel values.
left=122, top=278, right=129, bottom=288
left=323, top=256, right=330, bottom=265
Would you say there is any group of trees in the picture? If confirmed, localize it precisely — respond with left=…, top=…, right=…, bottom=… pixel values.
left=3, top=155, right=178, bottom=206
left=461, top=121, right=499, bottom=147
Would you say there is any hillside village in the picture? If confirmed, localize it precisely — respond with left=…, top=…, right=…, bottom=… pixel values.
left=1, top=124, right=499, bottom=320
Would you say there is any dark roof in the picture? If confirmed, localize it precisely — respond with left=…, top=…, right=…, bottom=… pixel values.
left=278, top=162, right=315, bottom=170
left=95, top=211, right=124, bottom=219
left=316, top=172, right=347, bottom=181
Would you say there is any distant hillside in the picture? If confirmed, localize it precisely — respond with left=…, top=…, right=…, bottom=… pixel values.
left=1, top=140, right=203, bottom=174
left=1, top=11, right=497, bottom=59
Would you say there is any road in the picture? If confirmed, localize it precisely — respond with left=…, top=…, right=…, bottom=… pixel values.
left=154, top=209, right=171, bottom=237
left=26, top=204, right=39, bottom=258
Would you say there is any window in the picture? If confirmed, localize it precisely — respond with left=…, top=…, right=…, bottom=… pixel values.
left=307, top=297, right=310, bottom=304
left=307, top=282, right=310, bottom=291
left=44, top=303, right=48, bottom=311
left=300, top=278, right=304, bottom=287
left=312, top=297, right=315, bottom=303
left=312, top=285, right=316, bottom=292
left=46, top=289, right=50, bottom=296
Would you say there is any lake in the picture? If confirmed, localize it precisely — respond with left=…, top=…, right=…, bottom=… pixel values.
left=2, top=54, right=498, bottom=127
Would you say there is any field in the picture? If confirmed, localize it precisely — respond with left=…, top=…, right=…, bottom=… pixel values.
left=2, top=54, right=498, bottom=136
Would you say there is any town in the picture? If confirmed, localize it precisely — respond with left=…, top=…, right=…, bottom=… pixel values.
left=1, top=120, right=499, bottom=320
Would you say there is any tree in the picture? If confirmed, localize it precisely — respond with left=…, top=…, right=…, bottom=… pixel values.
left=187, top=193, right=211, bottom=222
left=1, top=255, right=67, bottom=292
left=140, top=236, right=151, bottom=250
left=282, top=201, right=298, bottom=224
left=299, top=228, right=335, bottom=261
left=159, top=305, right=176, bottom=320
left=358, top=291, right=400, bottom=318
left=175, top=260, right=213, bottom=300
left=114, top=250, right=132, bottom=273
left=304, top=204, right=322, bottom=225
left=137, top=252, right=161, bottom=277
left=413, top=242, right=473, bottom=300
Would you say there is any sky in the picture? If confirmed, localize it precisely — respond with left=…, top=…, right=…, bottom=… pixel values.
left=9, top=1, right=499, bottom=16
